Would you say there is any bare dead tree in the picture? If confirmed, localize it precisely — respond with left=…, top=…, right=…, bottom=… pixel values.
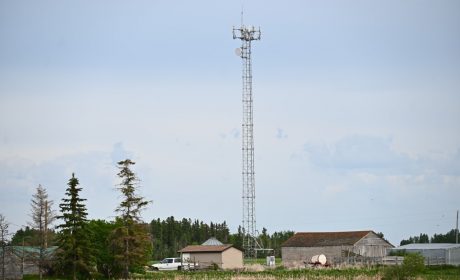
left=29, top=184, right=56, bottom=279
left=0, top=214, right=9, bottom=280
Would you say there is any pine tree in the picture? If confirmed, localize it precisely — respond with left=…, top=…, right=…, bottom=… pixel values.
left=56, top=173, right=94, bottom=280
left=111, top=159, right=151, bottom=279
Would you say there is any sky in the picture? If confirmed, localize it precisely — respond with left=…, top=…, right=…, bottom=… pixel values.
left=0, top=0, right=459, bottom=246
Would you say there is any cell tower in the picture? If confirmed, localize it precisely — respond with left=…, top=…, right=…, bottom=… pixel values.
left=233, top=21, right=261, bottom=258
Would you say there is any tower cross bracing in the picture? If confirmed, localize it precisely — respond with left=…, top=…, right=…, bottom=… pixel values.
left=233, top=24, right=261, bottom=258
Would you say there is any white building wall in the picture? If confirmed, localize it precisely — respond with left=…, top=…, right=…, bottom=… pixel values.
left=448, top=247, right=460, bottom=265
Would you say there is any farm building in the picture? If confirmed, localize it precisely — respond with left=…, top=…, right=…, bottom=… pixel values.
left=0, top=246, right=56, bottom=279
left=281, top=230, right=393, bottom=267
left=178, top=238, right=243, bottom=269
left=390, top=243, right=460, bottom=265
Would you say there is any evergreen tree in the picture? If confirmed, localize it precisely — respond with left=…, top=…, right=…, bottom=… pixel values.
left=400, top=233, right=430, bottom=246
left=431, top=229, right=457, bottom=243
left=55, top=173, right=94, bottom=280
left=111, top=159, right=151, bottom=279
left=148, top=216, right=291, bottom=259
left=10, top=227, right=41, bottom=246
left=260, top=227, right=269, bottom=249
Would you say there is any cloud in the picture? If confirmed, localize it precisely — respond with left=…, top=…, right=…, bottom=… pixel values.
left=0, top=157, right=36, bottom=191
left=220, top=128, right=240, bottom=140
left=0, top=143, right=139, bottom=230
left=110, top=142, right=131, bottom=165
left=323, top=183, right=348, bottom=196
left=301, top=134, right=460, bottom=190
left=304, top=135, right=409, bottom=171
left=276, top=128, right=288, bottom=139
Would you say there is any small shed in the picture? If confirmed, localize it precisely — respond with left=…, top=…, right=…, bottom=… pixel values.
left=390, top=243, right=460, bottom=265
left=178, top=238, right=243, bottom=269
left=281, top=230, right=393, bottom=267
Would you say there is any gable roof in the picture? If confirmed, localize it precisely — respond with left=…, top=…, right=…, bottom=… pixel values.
left=282, top=231, right=373, bottom=247
left=178, top=244, right=234, bottom=253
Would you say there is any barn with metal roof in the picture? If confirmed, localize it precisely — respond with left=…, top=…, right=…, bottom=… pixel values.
left=281, top=230, right=393, bottom=267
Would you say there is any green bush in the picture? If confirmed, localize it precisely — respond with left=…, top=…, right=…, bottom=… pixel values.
left=211, top=262, right=220, bottom=270
left=382, top=265, right=407, bottom=280
left=403, top=252, right=425, bottom=275
left=383, top=253, right=425, bottom=280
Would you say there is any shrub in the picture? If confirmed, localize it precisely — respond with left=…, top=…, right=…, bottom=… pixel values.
left=382, top=265, right=407, bottom=280
left=382, top=252, right=425, bottom=280
left=403, top=252, right=425, bottom=276
left=211, top=262, right=220, bottom=270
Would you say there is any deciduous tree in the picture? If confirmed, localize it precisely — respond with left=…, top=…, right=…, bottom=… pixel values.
left=86, top=219, right=117, bottom=278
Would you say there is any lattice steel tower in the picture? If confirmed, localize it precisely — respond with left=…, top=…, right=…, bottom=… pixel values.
left=233, top=23, right=261, bottom=258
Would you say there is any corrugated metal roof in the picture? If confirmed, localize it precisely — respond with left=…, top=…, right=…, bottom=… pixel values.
left=178, top=244, right=234, bottom=253
left=281, top=231, right=372, bottom=247
left=392, top=243, right=460, bottom=250
left=0, top=246, right=57, bottom=256
left=201, top=237, right=224, bottom=246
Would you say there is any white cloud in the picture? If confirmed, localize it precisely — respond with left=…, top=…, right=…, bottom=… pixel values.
left=0, top=144, right=140, bottom=230
left=276, top=128, right=288, bottom=139
left=304, top=135, right=409, bottom=171
left=110, top=142, right=131, bottom=165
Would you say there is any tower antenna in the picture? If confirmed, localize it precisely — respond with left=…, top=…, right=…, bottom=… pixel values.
left=241, top=4, right=244, bottom=27
left=233, top=19, right=263, bottom=259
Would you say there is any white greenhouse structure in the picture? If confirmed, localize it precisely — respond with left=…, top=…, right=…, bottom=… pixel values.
left=390, top=243, right=460, bottom=265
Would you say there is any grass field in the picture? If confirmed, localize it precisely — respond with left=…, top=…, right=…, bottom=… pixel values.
left=141, top=266, right=460, bottom=280
left=23, top=265, right=460, bottom=279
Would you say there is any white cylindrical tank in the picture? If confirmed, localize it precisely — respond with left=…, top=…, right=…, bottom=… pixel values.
left=310, top=254, right=327, bottom=265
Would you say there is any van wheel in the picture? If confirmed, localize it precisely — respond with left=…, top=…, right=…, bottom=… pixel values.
left=177, top=266, right=182, bottom=271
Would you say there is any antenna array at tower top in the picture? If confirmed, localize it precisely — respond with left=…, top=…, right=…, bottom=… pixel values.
left=233, top=25, right=261, bottom=42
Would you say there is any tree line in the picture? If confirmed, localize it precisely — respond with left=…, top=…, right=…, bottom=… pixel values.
left=149, top=217, right=293, bottom=260
left=400, top=229, right=459, bottom=245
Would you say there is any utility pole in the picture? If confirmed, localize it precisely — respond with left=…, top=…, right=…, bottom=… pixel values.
left=22, top=236, right=25, bottom=278
left=44, top=201, right=48, bottom=249
left=456, top=210, right=458, bottom=244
